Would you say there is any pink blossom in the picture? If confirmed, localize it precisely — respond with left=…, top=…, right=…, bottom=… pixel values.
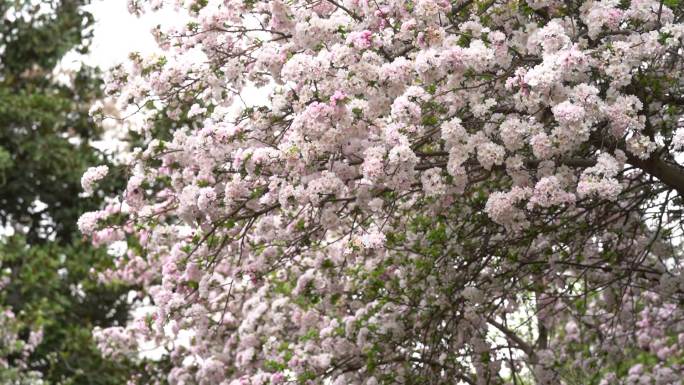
left=81, top=165, right=109, bottom=195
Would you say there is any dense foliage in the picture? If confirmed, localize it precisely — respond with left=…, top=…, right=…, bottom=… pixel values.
left=0, top=1, right=136, bottom=383
left=82, top=0, right=684, bottom=384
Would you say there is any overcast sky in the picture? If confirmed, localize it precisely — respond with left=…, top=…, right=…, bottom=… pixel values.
left=65, top=0, right=179, bottom=69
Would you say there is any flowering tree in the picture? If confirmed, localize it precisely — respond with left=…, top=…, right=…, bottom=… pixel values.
left=84, top=0, right=684, bottom=384
left=0, top=306, right=42, bottom=384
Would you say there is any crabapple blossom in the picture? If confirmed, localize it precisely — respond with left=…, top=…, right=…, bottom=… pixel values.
left=0, top=308, right=43, bottom=382
left=83, top=1, right=684, bottom=384
left=81, top=165, right=109, bottom=195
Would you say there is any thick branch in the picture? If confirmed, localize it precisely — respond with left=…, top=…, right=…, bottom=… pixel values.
left=626, top=154, right=684, bottom=197
left=590, top=128, right=684, bottom=197
left=487, top=317, right=535, bottom=358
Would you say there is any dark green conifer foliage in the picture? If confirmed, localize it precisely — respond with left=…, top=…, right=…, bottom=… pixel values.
left=0, top=1, right=137, bottom=383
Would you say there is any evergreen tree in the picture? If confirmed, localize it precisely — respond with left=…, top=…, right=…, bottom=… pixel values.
left=0, top=1, right=136, bottom=383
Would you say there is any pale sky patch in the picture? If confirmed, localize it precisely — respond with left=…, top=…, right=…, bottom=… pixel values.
left=85, top=0, right=182, bottom=69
